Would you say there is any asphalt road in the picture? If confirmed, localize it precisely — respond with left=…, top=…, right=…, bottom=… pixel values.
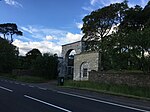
left=0, top=79, right=150, bottom=112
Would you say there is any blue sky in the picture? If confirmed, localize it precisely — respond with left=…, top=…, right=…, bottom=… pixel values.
left=0, top=0, right=149, bottom=56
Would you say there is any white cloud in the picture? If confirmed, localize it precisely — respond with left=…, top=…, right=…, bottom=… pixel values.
left=4, top=0, right=23, bottom=8
left=45, top=35, right=54, bottom=40
left=20, top=25, right=67, bottom=40
left=90, top=0, right=97, bottom=5
left=58, top=32, right=83, bottom=45
left=14, top=25, right=83, bottom=56
left=20, top=26, right=35, bottom=35
left=89, top=0, right=149, bottom=8
left=13, top=39, right=61, bottom=56
left=83, top=0, right=124, bottom=13
left=82, top=6, right=94, bottom=12
left=136, top=0, right=148, bottom=7
left=141, top=0, right=146, bottom=6
left=21, top=26, right=34, bottom=34
left=13, top=32, right=82, bottom=56
left=96, top=0, right=123, bottom=6
left=76, top=22, right=83, bottom=29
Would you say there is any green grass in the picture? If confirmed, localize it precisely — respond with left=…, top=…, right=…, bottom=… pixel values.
left=104, top=70, right=150, bottom=75
left=0, top=73, right=17, bottom=79
left=64, top=80, right=150, bottom=99
left=0, top=73, right=47, bottom=83
left=16, top=76, right=47, bottom=83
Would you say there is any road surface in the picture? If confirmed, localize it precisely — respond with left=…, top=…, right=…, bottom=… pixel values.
left=0, top=78, right=150, bottom=112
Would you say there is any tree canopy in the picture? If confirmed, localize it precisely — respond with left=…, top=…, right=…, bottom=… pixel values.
left=0, top=23, right=23, bottom=43
left=82, top=0, right=128, bottom=51
left=81, top=0, right=150, bottom=72
left=0, top=37, right=19, bottom=72
left=26, top=48, right=42, bottom=60
left=0, top=22, right=58, bottom=79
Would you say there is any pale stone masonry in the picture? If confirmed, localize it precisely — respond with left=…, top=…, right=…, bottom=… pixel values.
left=61, top=41, right=83, bottom=59
left=89, top=71, right=150, bottom=87
left=74, top=52, right=100, bottom=80
left=59, top=40, right=100, bottom=81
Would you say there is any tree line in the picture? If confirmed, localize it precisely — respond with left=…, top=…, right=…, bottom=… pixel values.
left=0, top=23, right=58, bottom=79
left=18, top=49, right=58, bottom=79
left=81, top=0, right=150, bottom=73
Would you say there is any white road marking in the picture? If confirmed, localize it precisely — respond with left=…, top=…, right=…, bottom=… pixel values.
left=57, top=91, right=150, bottom=112
left=9, top=81, right=13, bottom=83
left=0, top=86, right=13, bottom=92
left=15, top=82, right=19, bottom=84
left=38, top=87, right=47, bottom=90
left=24, top=95, right=72, bottom=112
left=21, top=84, right=26, bottom=86
left=29, top=85, right=34, bottom=88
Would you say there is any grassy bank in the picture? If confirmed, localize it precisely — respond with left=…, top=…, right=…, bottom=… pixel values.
left=64, top=80, right=150, bottom=99
left=0, top=73, right=47, bottom=83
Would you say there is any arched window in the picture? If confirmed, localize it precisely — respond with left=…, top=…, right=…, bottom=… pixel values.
left=80, top=62, right=89, bottom=79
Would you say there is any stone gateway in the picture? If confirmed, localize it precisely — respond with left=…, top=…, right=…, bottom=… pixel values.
left=58, top=41, right=100, bottom=81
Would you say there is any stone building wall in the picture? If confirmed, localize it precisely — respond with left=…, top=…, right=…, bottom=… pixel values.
left=89, top=71, right=150, bottom=87
left=74, top=52, right=100, bottom=81
left=61, top=41, right=82, bottom=58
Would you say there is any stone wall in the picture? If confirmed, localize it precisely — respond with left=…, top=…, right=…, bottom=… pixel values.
left=89, top=71, right=150, bottom=87
left=74, top=52, right=100, bottom=81
left=61, top=41, right=82, bottom=58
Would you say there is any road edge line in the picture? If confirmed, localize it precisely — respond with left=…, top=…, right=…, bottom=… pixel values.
left=0, top=86, right=13, bottom=92
left=57, top=91, right=149, bottom=112
left=24, top=95, right=72, bottom=112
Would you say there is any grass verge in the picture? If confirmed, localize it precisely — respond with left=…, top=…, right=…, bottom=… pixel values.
left=64, top=80, right=150, bottom=100
left=0, top=73, right=47, bottom=83
left=16, top=76, right=47, bottom=83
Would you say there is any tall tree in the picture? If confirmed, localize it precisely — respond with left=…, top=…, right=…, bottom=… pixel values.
left=110, top=1, right=150, bottom=71
left=82, top=1, right=128, bottom=48
left=0, top=23, right=23, bottom=42
left=25, top=48, right=42, bottom=68
left=33, top=53, right=59, bottom=79
left=81, top=0, right=150, bottom=72
left=119, top=5, right=143, bottom=32
left=81, top=1, right=128, bottom=70
left=0, top=24, right=8, bottom=39
left=26, top=48, right=42, bottom=60
left=0, top=37, right=19, bottom=72
left=142, top=1, right=150, bottom=27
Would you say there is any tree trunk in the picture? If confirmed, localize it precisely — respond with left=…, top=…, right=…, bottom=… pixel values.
left=3, top=34, right=6, bottom=39
left=10, top=34, right=13, bottom=43
left=141, top=49, right=146, bottom=74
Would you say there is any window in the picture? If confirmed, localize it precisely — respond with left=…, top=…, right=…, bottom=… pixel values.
left=83, top=68, right=88, bottom=77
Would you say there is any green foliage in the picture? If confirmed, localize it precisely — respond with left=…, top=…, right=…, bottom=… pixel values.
left=64, top=81, right=150, bottom=98
left=32, top=53, right=58, bottom=79
left=0, top=73, right=47, bottom=83
left=26, top=48, right=42, bottom=59
left=16, top=76, right=47, bottom=83
left=17, top=49, right=58, bottom=80
left=0, top=23, right=23, bottom=42
left=0, top=23, right=22, bottom=73
left=0, top=37, right=19, bottom=73
left=82, top=1, right=128, bottom=50
left=0, top=23, right=58, bottom=79
left=81, top=1, right=150, bottom=72
left=25, top=48, right=42, bottom=69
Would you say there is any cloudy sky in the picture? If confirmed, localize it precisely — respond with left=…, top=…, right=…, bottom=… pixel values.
left=0, top=0, right=149, bottom=56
